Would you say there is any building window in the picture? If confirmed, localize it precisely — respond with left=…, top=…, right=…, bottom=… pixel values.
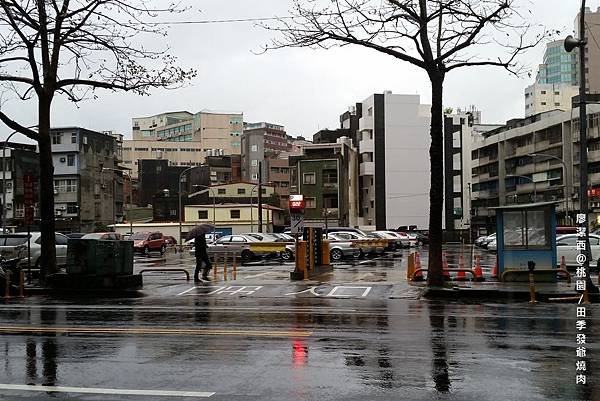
left=54, top=179, right=77, bottom=193
left=71, top=133, right=77, bottom=144
left=303, top=173, right=316, bottom=184
left=324, top=194, right=338, bottom=209
left=52, top=133, right=62, bottom=145
left=323, top=169, right=337, bottom=185
left=237, top=188, right=246, bottom=195
left=541, top=102, right=547, bottom=106
left=67, top=154, right=75, bottom=166
left=251, top=145, right=258, bottom=152
left=541, top=90, right=546, bottom=94
left=67, top=203, right=78, bottom=214
left=555, top=102, right=560, bottom=106
left=198, top=210, right=208, bottom=219
left=251, top=160, right=258, bottom=167
left=554, top=91, right=560, bottom=95
left=251, top=173, right=258, bottom=180
left=261, top=188, right=266, bottom=194
left=218, top=188, right=226, bottom=195
left=230, top=210, right=240, bottom=219
left=305, top=198, right=316, bottom=208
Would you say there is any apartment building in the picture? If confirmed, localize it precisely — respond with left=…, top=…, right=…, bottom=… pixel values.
left=470, top=104, right=600, bottom=233
left=122, top=141, right=206, bottom=178
left=525, top=83, right=578, bottom=117
left=289, top=138, right=358, bottom=227
left=0, top=143, right=40, bottom=230
left=51, top=127, right=120, bottom=232
left=241, top=122, right=290, bottom=182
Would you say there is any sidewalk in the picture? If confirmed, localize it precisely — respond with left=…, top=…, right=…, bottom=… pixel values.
left=412, top=280, right=600, bottom=302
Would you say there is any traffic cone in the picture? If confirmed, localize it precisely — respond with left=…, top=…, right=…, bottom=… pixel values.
left=413, top=252, right=424, bottom=281
left=442, top=252, right=451, bottom=280
left=407, top=253, right=415, bottom=281
left=456, top=254, right=467, bottom=281
left=560, top=256, right=571, bottom=284
left=491, top=257, right=499, bottom=279
left=474, top=255, right=485, bottom=282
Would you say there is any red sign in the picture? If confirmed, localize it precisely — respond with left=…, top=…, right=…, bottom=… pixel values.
left=23, top=174, right=34, bottom=225
left=289, top=200, right=305, bottom=210
left=588, top=188, right=600, bottom=198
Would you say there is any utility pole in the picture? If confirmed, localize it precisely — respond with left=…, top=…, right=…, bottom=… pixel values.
left=258, top=161, right=263, bottom=233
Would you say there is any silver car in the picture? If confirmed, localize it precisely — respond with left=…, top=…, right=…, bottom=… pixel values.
left=279, top=233, right=360, bottom=262
left=197, top=234, right=278, bottom=264
left=0, top=232, right=69, bottom=269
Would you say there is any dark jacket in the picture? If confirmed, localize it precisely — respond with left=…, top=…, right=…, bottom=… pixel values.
left=195, top=234, right=209, bottom=262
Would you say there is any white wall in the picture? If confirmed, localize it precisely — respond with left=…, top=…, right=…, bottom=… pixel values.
left=383, top=94, right=431, bottom=230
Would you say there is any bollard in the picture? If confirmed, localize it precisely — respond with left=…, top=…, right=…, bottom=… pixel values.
left=528, top=261, right=537, bottom=304
left=407, top=253, right=415, bottom=281
left=233, top=254, right=237, bottom=280
left=456, top=254, right=467, bottom=281
left=442, top=253, right=451, bottom=280
left=19, top=270, right=24, bottom=298
left=213, top=255, right=218, bottom=280
left=3, top=271, right=10, bottom=299
left=491, top=256, right=499, bottom=279
left=223, top=254, right=228, bottom=281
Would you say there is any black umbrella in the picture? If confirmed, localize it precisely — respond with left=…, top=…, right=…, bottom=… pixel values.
left=186, top=224, right=215, bottom=241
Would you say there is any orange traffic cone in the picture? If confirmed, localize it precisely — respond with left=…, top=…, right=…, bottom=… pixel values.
left=456, top=254, right=467, bottom=281
left=442, top=252, right=451, bottom=280
left=559, top=255, right=571, bottom=283
left=491, top=257, right=499, bottom=279
left=414, top=252, right=424, bottom=281
left=474, top=255, right=485, bottom=282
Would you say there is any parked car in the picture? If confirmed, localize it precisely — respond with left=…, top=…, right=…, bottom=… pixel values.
left=163, top=236, right=177, bottom=247
left=66, top=232, right=86, bottom=239
left=202, top=234, right=276, bottom=263
left=242, top=233, right=283, bottom=242
left=325, top=227, right=369, bottom=237
left=557, top=234, right=600, bottom=271
left=328, top=231, right=385, bottom=256
left=81, top=232, right=123, bottom=240
left=326, top=233, right=363, bottom=261
left=130, top=232, right=166, bottom=255
left=372, top=231, right=409, bottom=249
left=0, top=232, right=69, bottom=268
left=480, top=233, right=497, bottom=249
left=487, top=238, right=497, bottom=251
left=368, top=232, right=398, bottom=251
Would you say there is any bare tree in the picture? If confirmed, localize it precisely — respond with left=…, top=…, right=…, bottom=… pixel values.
left=0, top=0, right=196, bottom=281
left=262, top=0, right=548, bottom=286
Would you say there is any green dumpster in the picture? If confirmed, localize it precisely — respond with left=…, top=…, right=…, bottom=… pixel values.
left=67, top=239, right=134, bottom=276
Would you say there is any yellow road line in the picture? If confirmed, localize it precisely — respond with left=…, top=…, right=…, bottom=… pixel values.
left=0, top=326, right=312, bottom=338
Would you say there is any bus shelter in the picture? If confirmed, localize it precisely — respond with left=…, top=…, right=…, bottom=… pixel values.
left=493, top=202, right=557, bottom=282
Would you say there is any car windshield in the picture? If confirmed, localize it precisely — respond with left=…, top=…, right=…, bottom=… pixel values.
left=129, top=233, right=148, bottom=240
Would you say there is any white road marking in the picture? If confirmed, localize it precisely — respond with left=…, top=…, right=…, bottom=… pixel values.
left=0, top=384, right=214, bottom=398
left=243, top=272, right=270, bottom=279
left=327, top=286, right=372, bottom=297
left=176, top=286, right=197, bottom=296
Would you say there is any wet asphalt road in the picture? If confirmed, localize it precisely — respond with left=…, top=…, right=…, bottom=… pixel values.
left=0, top=246, right=598, bottom=401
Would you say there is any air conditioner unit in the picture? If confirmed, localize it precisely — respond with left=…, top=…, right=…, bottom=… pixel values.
left=60, top=157, right=66, bottom=163
left=6, top=204, right=11, bottom=210
left=53, top=190, right=59, bottom=195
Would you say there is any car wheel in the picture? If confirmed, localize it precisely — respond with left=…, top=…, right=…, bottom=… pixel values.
left=241, top=250, right=253, bottom=264
left=330, top=248, right=343, bottom=262
left=143, top=246, right=150, bottom=256
left=281, top=249, right=294, bottom=261
left=358, top=249, right=365, bottom=258
left=160, top=245, right=166, bottom=255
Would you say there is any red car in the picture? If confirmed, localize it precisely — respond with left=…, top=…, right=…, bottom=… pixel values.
left=130, top=232, right=166, bottom=255
left=164, top=236, right=177, bottom=247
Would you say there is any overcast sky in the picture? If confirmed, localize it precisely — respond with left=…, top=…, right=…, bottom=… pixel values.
left=0, top=0, right=593, bottom=141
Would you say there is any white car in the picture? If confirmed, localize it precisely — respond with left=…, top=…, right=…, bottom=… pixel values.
left=557, top=234, right=600, bottom=270
left=0, top=232, right=69, bottom=268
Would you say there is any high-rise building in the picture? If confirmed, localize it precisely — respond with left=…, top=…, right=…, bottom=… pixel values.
left=356, top=92, right=431, bottom=230
left=535, top=40, right=576, bottom=86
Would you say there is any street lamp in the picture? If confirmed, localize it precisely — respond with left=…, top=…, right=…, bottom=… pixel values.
left=506, top=175, right=536, bottom=203
left=564, top=0, right=598, bottom=295
left=102, top=167, right=133, bottom=235
left=178, top=166, right=203, bottom=243
left=189, top=184, right=217, bottom=240
left=250, top=182, right=273, bottom=232
left=528, top=153, right=570, bottom=224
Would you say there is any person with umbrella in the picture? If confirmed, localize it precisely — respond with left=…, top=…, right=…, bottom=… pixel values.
left=187, top=224, right=214, bottom=282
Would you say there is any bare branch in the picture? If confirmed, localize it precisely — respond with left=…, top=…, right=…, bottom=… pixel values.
left=0, top=109, right=38, bottom=139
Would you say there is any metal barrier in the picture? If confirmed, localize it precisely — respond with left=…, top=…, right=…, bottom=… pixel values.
left=501, top=269, right=572, bottom=283
left=140, top=268, right=190, bottom=281
left=2, top=270, right=25, bottom=299
left=212, top=253, right=238, bottom=281
left=411, top=268, right=477, bottom=281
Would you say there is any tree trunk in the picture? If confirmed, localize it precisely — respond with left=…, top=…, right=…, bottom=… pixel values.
left=38, top=95, right=57, bottom=282
left=427, top=69, right=445, bottom=287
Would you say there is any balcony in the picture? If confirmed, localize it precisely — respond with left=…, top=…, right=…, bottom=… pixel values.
left=359, top=138, right=374, bottom=153
left=360, top=161, right=375, bottom=176
left=515, top=144, right=535, bottom=157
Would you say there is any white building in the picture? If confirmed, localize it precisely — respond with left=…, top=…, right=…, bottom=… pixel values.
left=356, top=92, right=431, bottom=230
left=524, top=83, right=578, bottom=117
